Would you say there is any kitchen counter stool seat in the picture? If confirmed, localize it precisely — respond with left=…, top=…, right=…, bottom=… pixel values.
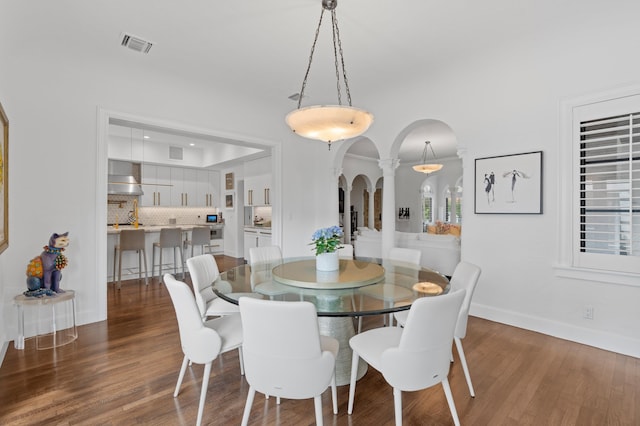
left=152, top=228, right=185, bottom=280
left=185, top=227, right=212, bottom=258
left=113, top=229, right=148, bottom=289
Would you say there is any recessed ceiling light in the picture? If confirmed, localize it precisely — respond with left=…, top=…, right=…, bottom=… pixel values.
left=189, top=143, right=195, bottom=146
left=143, top=135, right=150, bottom=139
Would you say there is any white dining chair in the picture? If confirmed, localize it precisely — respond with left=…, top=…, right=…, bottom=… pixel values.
left=163, top=273, right=244, bottom=426
left=186, top=254, right=260, bottom=320
left=337, top=244, right=354, bottom=259
left=394, top=261, right=482, bottom=397
left=348, top=289, right=466, bottom=426
left=248, top=246, right=288, bottom=298
left=356, top=247, right=421, bottom=331
left=388, top=247, right=421, bottom=266
left=239, top=297, right=338, bottom=426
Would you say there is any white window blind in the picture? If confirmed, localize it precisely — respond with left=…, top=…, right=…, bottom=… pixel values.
left=579, top=113, right=640, bottom=257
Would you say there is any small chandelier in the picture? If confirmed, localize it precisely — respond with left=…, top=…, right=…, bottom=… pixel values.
left=413, top=141, right=443, bottom=174
left=285, top=0, right=373, bottom=149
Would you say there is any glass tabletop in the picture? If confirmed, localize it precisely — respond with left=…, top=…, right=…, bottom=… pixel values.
left=213, top=257, right=450, bottom=317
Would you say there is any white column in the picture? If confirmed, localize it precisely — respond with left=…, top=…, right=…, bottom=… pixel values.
left=368, top=183, right=375, bottom=230
left=379, top=158, right=399, bottom=259
left=331, top=168, right=342, bottom=227
left=344, top=183, right=352, bottom=242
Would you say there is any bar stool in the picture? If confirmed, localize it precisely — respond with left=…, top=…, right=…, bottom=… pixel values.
left=113, top=229, right=148, bottom=289
left=184, top=227, right=213, bottom=258
left=152, top=228, right=185, bottom=280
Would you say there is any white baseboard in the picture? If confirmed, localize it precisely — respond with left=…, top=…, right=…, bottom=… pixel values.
left=470, top=303, right=640, bottom=359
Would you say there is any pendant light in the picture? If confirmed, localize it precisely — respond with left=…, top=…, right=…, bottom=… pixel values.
left=285, top=0, right=373, bottom=149
left=413, top=141, right=443, bottom=174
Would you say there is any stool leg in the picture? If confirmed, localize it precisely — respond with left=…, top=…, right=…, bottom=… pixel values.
left=179, top=245, right=185, bottom=278
left=173, top=247, right=177, bottom=276
left=159, top=248, right=164, bottom=280
left=118, top=249, right=124, bottom=290
left=138, top=250, right=143, bottom=281
left=113, top=246, right=117, bottom=284
left=141, top=248, right=148, bottom=285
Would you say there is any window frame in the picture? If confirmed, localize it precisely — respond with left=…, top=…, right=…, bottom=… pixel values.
left=557, top=86, right=640, bottom=286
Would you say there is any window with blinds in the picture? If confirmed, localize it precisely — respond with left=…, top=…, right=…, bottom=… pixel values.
left=579, top=113, right=640, bottom=257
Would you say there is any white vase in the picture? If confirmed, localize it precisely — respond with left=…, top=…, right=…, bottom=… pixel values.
left=316, top=251, right=339, bottom=271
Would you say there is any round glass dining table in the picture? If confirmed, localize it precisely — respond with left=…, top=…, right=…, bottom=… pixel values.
left=213, top=257, right=450, bottom=385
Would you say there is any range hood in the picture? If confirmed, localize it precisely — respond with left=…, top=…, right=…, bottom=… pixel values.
left=108, top=175, right=144, bottom=196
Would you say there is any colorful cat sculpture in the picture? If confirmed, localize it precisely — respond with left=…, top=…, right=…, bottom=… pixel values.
left=25, top=232, right=69, bottom=296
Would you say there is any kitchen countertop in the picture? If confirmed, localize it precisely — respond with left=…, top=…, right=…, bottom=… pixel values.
left=108, top=224, right=223, bottom=235
left=244, top=226, right=271, bottom=231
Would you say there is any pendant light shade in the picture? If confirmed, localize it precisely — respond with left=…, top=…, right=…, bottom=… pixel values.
left=413, top=141, right=443, bottom=174
left=286, top=0, right=373, bottom=148
left=286, top=105, right=373, bottom=143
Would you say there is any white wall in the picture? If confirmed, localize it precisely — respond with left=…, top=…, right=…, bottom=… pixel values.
left=342, top=5, right=640, bottom=356
left=1, top=1, right=639, bottom=358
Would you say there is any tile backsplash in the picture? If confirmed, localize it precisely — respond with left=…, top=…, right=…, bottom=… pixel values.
left=107, top=195, right=221, bottom=225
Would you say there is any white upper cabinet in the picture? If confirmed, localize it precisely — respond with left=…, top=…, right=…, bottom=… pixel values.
left=245, top=173, right=272, bottom=206
left=141, top=164, right=171, bottom=206
left=196, top=170, right=219, bottom=207
left=171, top=167, right=198, bottom=206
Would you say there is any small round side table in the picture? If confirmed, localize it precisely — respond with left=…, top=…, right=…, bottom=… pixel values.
left=13, top=290, right=77, bottom=350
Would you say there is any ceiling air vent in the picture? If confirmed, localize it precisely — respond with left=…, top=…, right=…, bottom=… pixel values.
left=121, top=33, right=153, bottom=54
left=169, top=146, right=183, bottom=160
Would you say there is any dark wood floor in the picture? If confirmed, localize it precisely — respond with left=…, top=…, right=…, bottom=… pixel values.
left=1, top=255, right=639, bottom=425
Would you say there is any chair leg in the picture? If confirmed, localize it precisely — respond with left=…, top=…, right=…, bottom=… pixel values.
left=173, top=355, right=189, bottom=397
left=455, top=337, right=475, bottom=397
left=196, top=362, right=212, bottom=426
left=330, top=372, right=337, bottom=414
left=393, top=387, right=403, bottom=426
left=347, top=350, right=360, bottom=414
left=238, top=346, right=245, bottom=376
left=442, top=378, right=461, bottom=426
left=314, top=395, right=324, bottom=426
left=241, top=386, right=256, bottom=426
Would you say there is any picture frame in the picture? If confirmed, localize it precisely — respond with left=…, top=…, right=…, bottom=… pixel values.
left=0, top=102, right=8, bottom=254
left=225, top=192, right=235, bottom=210
left=225, top=172, right=234, bottom=190
left=474, top=151, right=543, bottom=214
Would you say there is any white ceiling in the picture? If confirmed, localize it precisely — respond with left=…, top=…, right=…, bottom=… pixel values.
left=12, top=0, right=589, bottom=163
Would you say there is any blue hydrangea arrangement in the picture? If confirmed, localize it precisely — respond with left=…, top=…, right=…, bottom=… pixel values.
left=310, top=226, right=344, bottom=255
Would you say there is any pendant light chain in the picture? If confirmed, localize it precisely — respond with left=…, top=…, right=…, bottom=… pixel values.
left=296, top=9, right=326, bottom=110
left=285, top=0, right=373, bottom=147
left=332, top=10, right=352, bottom=107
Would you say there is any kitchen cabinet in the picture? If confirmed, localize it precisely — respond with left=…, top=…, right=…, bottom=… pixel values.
left=245, top=174, right=272, bottom=206
left=141, top=164, right=171, bottom=206
left=170, top=167, right=198, bottom=206
left=196, top=170, right=219, bottom=207
left=244, top=228, right=272, bottom=260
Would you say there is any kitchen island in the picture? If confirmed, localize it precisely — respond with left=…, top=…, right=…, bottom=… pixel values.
left=107, top=224, right=224, bottom=282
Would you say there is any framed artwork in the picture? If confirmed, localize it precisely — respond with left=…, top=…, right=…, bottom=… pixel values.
left=225, top=192, right=234, bottom=210
left=474, top=151, right=543, bottom=214
left=0, top=102, right=8, bottom=254
left=225, top=172, right=234, bottom=190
